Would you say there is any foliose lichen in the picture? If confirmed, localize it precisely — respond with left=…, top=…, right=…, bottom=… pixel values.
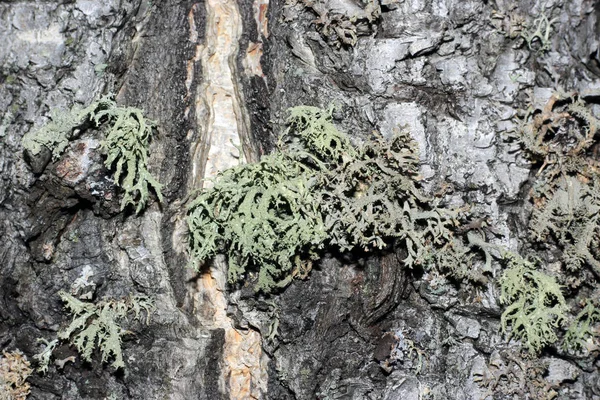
left=563, top=299, right=600, bottom=352
left=283, top=0, right=380, bottom=47
left=499, top=252, right=568, bottom=354
left=22, top=96, right=163, bottom=213
left=512, top=92, right=600, bottom=275
left=503, top=91, right=600, bottom=353
left=0, top=350, right=32, bottom=400
left=35, top=292, right=154, bottom=371
left=187, top=106, right=486, bottom=293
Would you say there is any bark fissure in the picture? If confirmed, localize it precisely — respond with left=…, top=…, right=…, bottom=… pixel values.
left=187, top=0, right=268, bottom=397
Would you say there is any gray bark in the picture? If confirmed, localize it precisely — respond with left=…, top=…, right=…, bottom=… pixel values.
left=0, top=0, right=599, bottom=399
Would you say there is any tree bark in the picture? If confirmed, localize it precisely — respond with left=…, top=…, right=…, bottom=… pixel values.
left=1, top=0, right=599, bottom=399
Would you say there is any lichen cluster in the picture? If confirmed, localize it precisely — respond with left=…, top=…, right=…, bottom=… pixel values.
left=563, top=299, right=600, bottom=352
left=518, top=92, right=600, bottom=276
left=188, top=106, right=484, bottom=293
left=95, top=101, right=164, bottom=213
left=187, top=149, right=326, bottom=292
left=0, top=350, right=32, bottom=400
left=505, top=91, right=600, bottom=354
left=35, top=292, right=154, bottom=372
left=499, top=253, right=568, bottom=354
left=283, top=0, right=380, bottom=47
left=22, top=90, right=600, bottom=388
left=22, top=96, right=163, bottom=213
left=490, top=6, right=556, bottom=53
left=474, top=350, right=559, bottom=398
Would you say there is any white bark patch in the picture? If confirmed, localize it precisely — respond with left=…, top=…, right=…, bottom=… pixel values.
left=16, top=24, right=63, bottom=44
left=187, top=0, right=268, bottom=397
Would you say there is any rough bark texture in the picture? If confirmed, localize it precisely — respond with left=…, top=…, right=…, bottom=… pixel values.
left=1, top=0, right=600, bottom=399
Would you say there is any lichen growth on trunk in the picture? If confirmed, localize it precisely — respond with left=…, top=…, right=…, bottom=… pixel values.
left=504, top=91, right=600, bottom=354
left=499, top=253, right=568, bottom=354
left=22, top=96, right=163, bottom=213
left=187, top=106, right=486, bottom=293
left=0, top=350, right=32, bottom=400
left=34, top=292, right=154, bottom=372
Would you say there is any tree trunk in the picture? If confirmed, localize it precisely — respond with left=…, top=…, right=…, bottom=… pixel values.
left=1, top=0, right=599, bottom=399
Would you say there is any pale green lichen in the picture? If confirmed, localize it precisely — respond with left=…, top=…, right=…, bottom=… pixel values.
left=39, top=291, right=154, bottom=371
left=94, top=102, right=164, bottom=213
left=188, top=106, right=484, bottom=293
left=563, top=300, right=600, bottom=352
left=499, top=252, right=568, bottom=354
left=512, top=92, right=600, bottom=276
left=520, top=12, right=557, bottom=53
left=424, top=232, right=492, bottom=284
left=531, top=176, right=600, bottom=275
left=502, top=90, right=600, bottom=357
left=32, top=338, right=59, bottom=374
left=513, top=93, right=599, bottom=197
left=22, top=99, right=107, bottom=161
left=187, top=150, right=326, bottom=292
left=22, top=96, right=163, bottom=213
